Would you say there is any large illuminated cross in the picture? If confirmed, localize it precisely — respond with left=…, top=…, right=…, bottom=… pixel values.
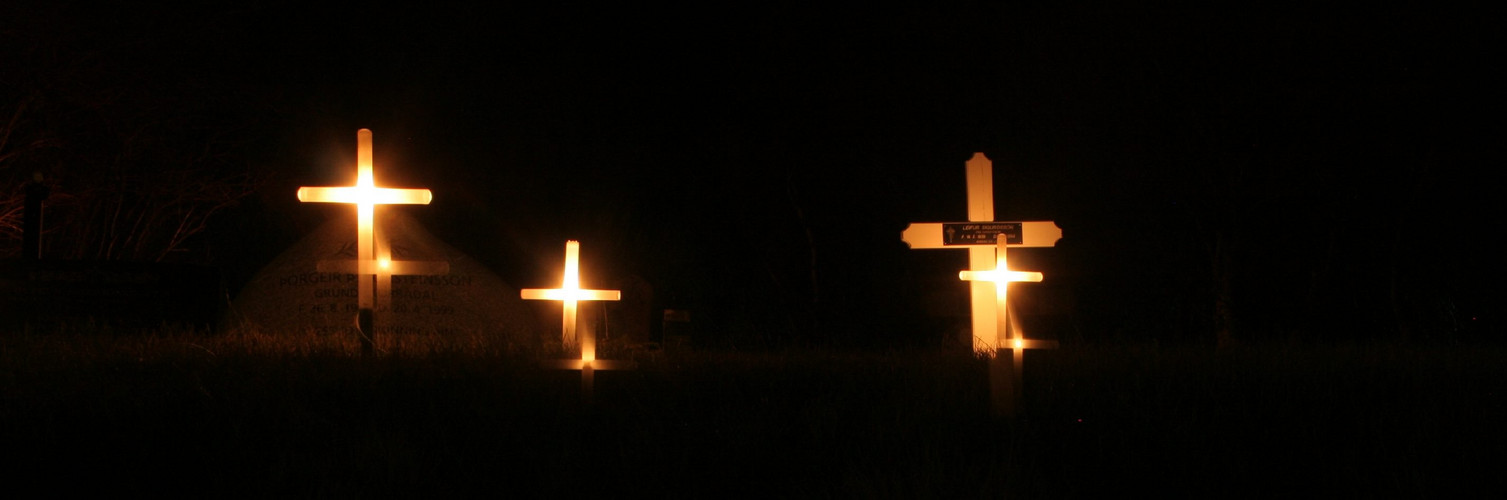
left=522, top=240, right=631, bottom=404
left=901, top=152, right=1061, bottom=351
left=901, top=152, right=1061, bottom=417
left=297, top=129, right=433, bottom=350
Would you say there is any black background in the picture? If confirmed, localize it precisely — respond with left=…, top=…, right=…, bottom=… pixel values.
left=5, top=2, right=1501, bottom=345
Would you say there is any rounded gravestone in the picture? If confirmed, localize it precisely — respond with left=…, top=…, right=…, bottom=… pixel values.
left=227, top=210, right=539, bottom=345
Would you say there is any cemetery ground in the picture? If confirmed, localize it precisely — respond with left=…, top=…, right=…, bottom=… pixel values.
left=2, top=328, right=1504, bottom=498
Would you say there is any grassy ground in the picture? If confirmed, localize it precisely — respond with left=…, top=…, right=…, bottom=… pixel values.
left=2, top=328, right=1503, bottom=497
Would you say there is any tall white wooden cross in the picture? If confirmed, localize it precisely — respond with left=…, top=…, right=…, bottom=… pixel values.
left=297, top=129, right=434, bottom=352
left=901, top=152, right=1061, bottom=351
left=522, top=240, right=632, bottom=404
left=902, top=152, right=1061, bottom=417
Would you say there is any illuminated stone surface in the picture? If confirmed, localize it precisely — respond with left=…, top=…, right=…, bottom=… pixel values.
left=228, top=211, right=539, bottom=342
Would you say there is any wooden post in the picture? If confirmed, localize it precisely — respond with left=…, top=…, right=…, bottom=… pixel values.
left=22, top=173, right=48, bottom=260
left=965, top=153, right=998, bottom=349
left=901, top=152, right=1063, bottom=417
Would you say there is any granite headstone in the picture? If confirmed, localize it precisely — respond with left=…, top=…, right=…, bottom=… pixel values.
left=228, top=211, right=539, bottom=343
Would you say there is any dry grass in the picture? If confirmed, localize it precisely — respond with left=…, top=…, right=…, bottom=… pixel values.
left=2, top=327, right=1503, bottom=497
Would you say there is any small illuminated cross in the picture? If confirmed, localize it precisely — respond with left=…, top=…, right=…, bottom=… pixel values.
left=522, top=240, right=622, bottom=350
left=522, top=240, right=631, bottom=404
left=297, top=129, right=433, bottom=351
left=959, top=233, right=1058, bottom=417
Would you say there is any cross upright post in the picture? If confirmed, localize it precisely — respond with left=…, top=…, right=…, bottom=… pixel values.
left=297, top=129, right=433, bottom=354
left=964, top=152, right=999, bottom=349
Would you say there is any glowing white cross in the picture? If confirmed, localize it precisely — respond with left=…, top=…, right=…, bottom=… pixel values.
left=521, top=240, right=622, bottom=356
left=297, top=129, right=433, bottom=311
left=523, top=240, right=631, bottom=405
left=902, top=152, right=1062, bottom=418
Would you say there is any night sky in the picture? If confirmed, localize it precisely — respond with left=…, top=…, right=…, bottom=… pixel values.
left=5, top=3, right=1501, bottom=345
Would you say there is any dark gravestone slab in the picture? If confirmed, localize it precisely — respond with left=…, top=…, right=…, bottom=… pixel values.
left=228, top=211, right=539, bottom=343
left=0, top=259, right=224, bottom=332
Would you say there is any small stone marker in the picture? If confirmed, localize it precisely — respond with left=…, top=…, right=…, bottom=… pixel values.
left=902, top=152, right=1061, bottom=417
left=296, top=129, right=433, bottom=353
left=522, top=240, right=633, bottom=404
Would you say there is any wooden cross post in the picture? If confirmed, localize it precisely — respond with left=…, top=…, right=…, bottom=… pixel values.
left=901, top=153, right=1062, bottom=350
left=964, top=152, right=998, bottom=350
left=901, top=152, right=1062, bottom=417
left=297, top=129, right=433, bottom=355
left=522, top=240, right=633, bottom=404
left=959, top=234, right=1058, bottom=417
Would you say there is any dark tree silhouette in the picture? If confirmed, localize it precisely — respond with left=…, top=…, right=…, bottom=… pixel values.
left=1, top=3, right=268, bottom=262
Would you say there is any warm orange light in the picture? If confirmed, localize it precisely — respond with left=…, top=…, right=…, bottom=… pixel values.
left=298, top=129, right=433, bottom=310
left=958, top=233, right=1047, bottom=351
left=295, top=131, right=432, bottom=206
left=526, top=240, right=632, bottom=406
left=521, top=240, right=622, bottom=351
left=295, top=186, right=433, bottom=206
left=958, top=269, right=1043, bottom=283
left=901, top=152, right=1064, bottom=418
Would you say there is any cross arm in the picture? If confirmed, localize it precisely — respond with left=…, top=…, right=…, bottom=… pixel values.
left=521, top=289, right=622, bottom=301
left=1000, top=339, right=1060, bottom=351
left=317, top=259, right=451, bottom=276
left=958, top=269, right=1044, bottom=283
left=542, top=359, right=637, bottom=370
left=297, top=186, right=433, bottom=205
